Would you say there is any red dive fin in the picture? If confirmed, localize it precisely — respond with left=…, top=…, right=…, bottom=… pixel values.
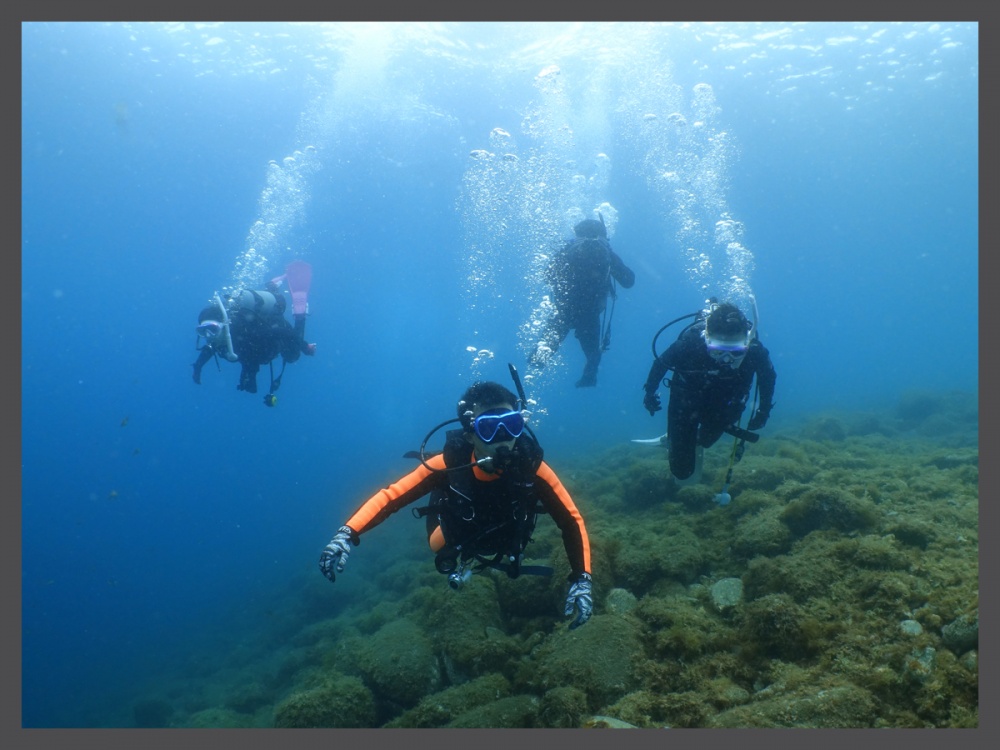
left=285, top=260, right=313, bottom=316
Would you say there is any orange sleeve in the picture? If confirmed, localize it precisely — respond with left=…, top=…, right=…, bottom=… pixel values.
left=344, top=454, right=447, bottom=536
left=535, top=461, right=591, bottom=576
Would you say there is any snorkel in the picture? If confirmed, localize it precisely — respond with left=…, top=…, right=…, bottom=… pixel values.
left=508, top=362, right=529, bottom=413
left=212, top=292, right=239, bottom=362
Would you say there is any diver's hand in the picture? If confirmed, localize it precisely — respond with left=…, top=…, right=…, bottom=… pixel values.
left=319, top=526, right=356, bottom=583
left=564, top=572, right=593, bottom=629
left=643, top=390, right=662, bottom=416
left=747, top=408, right=770, bottom=431
left=304, top=343, right=317, bottom=356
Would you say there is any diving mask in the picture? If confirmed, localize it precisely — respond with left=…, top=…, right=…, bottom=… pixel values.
left=706, top=336, right=749, bottom=368
left=473, top=409, right=525, bottom=443
left=196, top=320, right=224, bottom=340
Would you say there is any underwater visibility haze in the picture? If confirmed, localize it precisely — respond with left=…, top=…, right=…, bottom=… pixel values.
left=21, top=21, right=978, bottom=728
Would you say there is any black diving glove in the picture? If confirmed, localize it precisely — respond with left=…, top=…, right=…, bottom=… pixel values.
left=747, top=408, right=770, bottom=431
left=643, top=390, right=662, bottom=416
left=319, top=526, right=356, bottom=583
left=564, top=572, right=594, bottom=629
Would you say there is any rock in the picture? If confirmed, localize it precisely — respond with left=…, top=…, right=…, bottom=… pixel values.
left=711, top=577, right=744, bottom=612
left=605, top=587, right=639, bottom=615
left=941, top=612, right=978, bottom=654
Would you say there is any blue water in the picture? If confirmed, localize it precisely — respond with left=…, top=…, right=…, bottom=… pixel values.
left=21, top=22, right=978, bottom=727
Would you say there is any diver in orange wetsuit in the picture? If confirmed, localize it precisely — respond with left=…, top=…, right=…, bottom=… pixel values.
left=318, top=379, right=594, bottom=629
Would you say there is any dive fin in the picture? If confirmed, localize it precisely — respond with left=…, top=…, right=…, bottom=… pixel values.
left=285, top=260, right=313, bottom=316
left=630, top=433, right=668, bottom=446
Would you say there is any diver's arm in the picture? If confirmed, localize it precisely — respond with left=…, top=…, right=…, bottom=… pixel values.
left=534, top=462, right=591, bottom=577
left=192, top=346, right=214, bottom=384
left=342, top=454, right=448, bottom=536
left=289, top=314, right=316, bottom=355
left=643, top=347, right=674, bottom=394
left=609, top=250, right=635, bottom=288
left=752, top=341, right=777, bottom=411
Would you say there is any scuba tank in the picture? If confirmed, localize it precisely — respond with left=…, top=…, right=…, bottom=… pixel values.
left=229, top=289, right=286, bottom=317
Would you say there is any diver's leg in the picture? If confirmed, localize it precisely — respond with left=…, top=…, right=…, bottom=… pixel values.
left=530, top=315, right=570, bottom=367
left=698, top=420, right=727, bottom=449
left=667, top=397, right=700, bottom=481
left=238, top=363, right=259, bottom=393
left=574, top=314, right=601, bottom=387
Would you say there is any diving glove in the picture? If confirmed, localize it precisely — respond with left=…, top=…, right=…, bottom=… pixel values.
left=643, top=390, right=662, bottom=416
left=564, top=572, right=594, bottom=629
left=319, top=526, right=356, bottom=583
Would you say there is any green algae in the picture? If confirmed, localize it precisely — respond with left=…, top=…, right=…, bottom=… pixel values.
left=272, top=674, right=376, bottom=728
left=384, top=673, right=513, bottom=728
left=152, top=390, right=977, bottom=728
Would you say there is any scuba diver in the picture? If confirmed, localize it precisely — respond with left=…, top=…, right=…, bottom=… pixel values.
left=318, top=367, right=594, bottom=629
left=192, top=260, right=315, bottom=406
left=529, top=215, right=635, bottom=387
left=641, top=299, right=776, bottom=488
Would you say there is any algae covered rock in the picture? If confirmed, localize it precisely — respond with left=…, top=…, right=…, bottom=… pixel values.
left=801, top=416, right=848, bottom=442
left=494, top=567, right=560, bottom=620
left=732, top=506, right=791, bottom=558
left=420, top=576, right=521, bottom=681
left=606, top=689, right=708, bottom=727
left=620, top=459, right=674, bottom=508
left=885, top=518, right=937, bottom=549
left=780, top=486, right=879, bottom=536
left=385, top=673, right=512, bottom=728
left=709, top=681, right=878, bottom=728
left=272, top=675, right=376, bottom=728
left=632, top=593, right=737, bottom=660
left=517, top=614, right=644, bottom=711
left=447, top=694, right=540, bottom=728
left=941, top=612, right=978, bottom=655
left=539, top=686, right=590, bottom=728
left=223, top=680, right=272, bottom=714
left=710, top=577, right=744, bottom=612
left=738, top=593, right=821, bottom=660
left=183, top=707, right=255, bottom=728
left=742, top=536, right=843, bottom=602
left=354, top=617, right=441, bottom=708
left=737, top=455, right=815, bottom=491
left=611, top=525, right=705, bottom=594
left=583, top=714, right=640, bottom=728
left=605, top=587, right=639, bottom=615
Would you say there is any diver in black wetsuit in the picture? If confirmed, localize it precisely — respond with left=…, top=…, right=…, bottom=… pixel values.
left=529, top=218, right=635, bottom=387
left=192, top=283, right=315, bottom=404
left=642, top=301, right=776, bottom=482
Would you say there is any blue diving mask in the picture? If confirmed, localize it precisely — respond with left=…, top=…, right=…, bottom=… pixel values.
left=473, top=409, right=525, bottom=443
left=706, top=336, right=749, bottom=367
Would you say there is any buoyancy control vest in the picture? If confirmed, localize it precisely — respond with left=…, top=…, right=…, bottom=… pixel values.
left=554, top=237, right=613, bottom=307
left=428, top=429, right=545, bottom=578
